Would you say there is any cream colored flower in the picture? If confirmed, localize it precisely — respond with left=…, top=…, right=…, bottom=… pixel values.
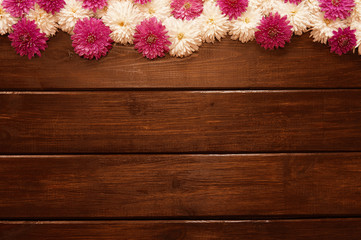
left=137, top=0, right=172, bottom=22
left=0, top=0, right=18, bottom=35
left=229, top=7, right=262, bottom=43
left=27, top=4, right=58, bottom=37
left=273, top=1, right=312, bottom=35
left=198, top=1, right=229, bottom=43
left=56, top=0, right=93, bottom=35
left=103, top=1, right=143, bottom=44
left=310, top=11, right=347, bottom=44
left=164, top=17, right=202, bottom=57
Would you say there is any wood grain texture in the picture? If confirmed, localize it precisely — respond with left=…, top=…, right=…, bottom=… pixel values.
left=1, top=32, right=361, bottom=90
left=1, top=219, right=361, bottom=240
left=1, top=90, right=361, bottom=153
left=1, top=153, right=361, bottom=218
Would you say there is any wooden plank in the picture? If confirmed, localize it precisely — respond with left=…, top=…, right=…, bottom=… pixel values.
left=1, top=33, right=361, bottom=90
left=1, top=219, right=361, bottom=239
left=1, top=153, right=361, bottom=218
left=1, top=90, right=361, bottom=153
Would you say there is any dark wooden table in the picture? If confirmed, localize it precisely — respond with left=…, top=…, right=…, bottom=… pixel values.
left=1, top=32, right=361, bottom=239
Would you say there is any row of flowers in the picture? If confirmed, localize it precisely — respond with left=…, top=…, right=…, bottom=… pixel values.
left=0, top=0, right=360, bottom=60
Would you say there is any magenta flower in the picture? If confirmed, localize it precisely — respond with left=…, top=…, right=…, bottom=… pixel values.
left=216, top=0, right=248, bottom=20
left=37, top=0, right=66, bottom=14
left=8, top=18, right=48, bottom=59
left=134, top=17, right=171, bottom=59
left=134, top=0, right=152, bottom=4
left=1, top=0, right=35, bottom=17
left=81, top=0, right=108, bottom=12
left=71, top=18, right=113, bottom=60
left=328, top=27, right=356, bottom=55
left=319, top=0, right=355, bottom=20
left=284, top=0, right=302, bottom=4
left=255, top=12, right=293, bottom=50
left=171, top=0, right=203, bottom=20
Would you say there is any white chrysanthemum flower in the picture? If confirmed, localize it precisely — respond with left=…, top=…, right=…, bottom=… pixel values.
left=310, top=12, right=347, bottom=44
left=56, top=0, right=93, bottom=35
left=137, top=0, right=172, bottom=22
left=164, top=17, right=202, bottom=57
left=249, top=0, right=276, bottom=15
left=102, top=1, right=143, bottom=44
left=0, top=0, right=18, bottom=35
left=26, top=4, right=58, bottom=37
left=273, top=1, right=312, bottom=35
left=229, top=7, right=262, bottom=43
left=198, top=1, right=229, bottom=43
left=304, top=0, right=321, bottom=13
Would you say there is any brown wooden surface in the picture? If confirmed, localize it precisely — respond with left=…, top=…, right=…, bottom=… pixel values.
left=1, top=32, right=361, bottom=90
left=1, top=153, right=361, bottom=218
left=1, top=219, right=361, bottom=240
left=1, top=90, right=361, bottom=153
left=1, top=27, right=360, bottom=238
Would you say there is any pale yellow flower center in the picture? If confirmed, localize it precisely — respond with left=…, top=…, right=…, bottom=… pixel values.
left=324, top=18, right=332, bottom=25
left=118, top=21, right=125, bottom=27
left=244, top=17, right=250, bottom=23
left=184, top=2, right=191, bottom=9
left=177, top=33, right=184, bottom=40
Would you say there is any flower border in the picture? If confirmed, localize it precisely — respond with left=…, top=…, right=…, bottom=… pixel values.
left=1, top=0, right=361, bottom=60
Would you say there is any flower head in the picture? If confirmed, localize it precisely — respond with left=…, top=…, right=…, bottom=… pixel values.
left=255, top=12, right=293, bottom=49
left=171, top=0, right=203, bottom=20
left=37, top=0, right=65, bottom=14
left=249, top=0, right=276, bottom=15
left=319, top=0, right=355, bottom=20
left=164, top=17, right=202, bottom=57
left=71, top=17, right=113, bottom=60
left=26, top=3, right=58, bottom=37
left=137, top=0, right=172, bottom=21
left=198, top=1, right=229, bottom=43
left=8, top=18, right=48, bottom=59
left=328, top=26, right=356, bottom=55
left=134, top=17, right=171, bottom=59
left=81, top=0, right=108, bottom=12
left=217, top=0, right=248, bottom=20
left=0, top=0, right=18, bottom=35
left=56, top=0, right=93, bottom=35
left=1, top=0, right=35, bottom=17
left=229, top=7, right=262, bottom=43
left=310, top=11, right=347, bottom=44
left=102, top=0, right=143, bottom=44
left=274, top=0, right=312, bottom=35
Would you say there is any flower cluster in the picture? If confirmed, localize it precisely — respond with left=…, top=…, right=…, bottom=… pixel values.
left=0, top=0, right=361, bottom=60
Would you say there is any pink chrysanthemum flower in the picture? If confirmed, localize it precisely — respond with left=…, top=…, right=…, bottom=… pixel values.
left=255, top=12, right=293, bottom=50
left=284, top=0, right=302, bottom=4
left=328, top=27, right=356, bottom=55
left=1, top=0, right=35, bottom=17
left=71, top=18, right=113, bottom=60
left=319, top=0, right=355, bottom=20
left=134, top=0, right=152, bottom=4
left=134, top=17, right=171, bottom=59
left=216, top=0, right=248, bottom=20
left=37, top=0, right=66, bottom=14
left=171, top=0, right=203, bottom=20
left=81, top=0, right=108, bottom=12
left=8, top=18, right=48, bottom=59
